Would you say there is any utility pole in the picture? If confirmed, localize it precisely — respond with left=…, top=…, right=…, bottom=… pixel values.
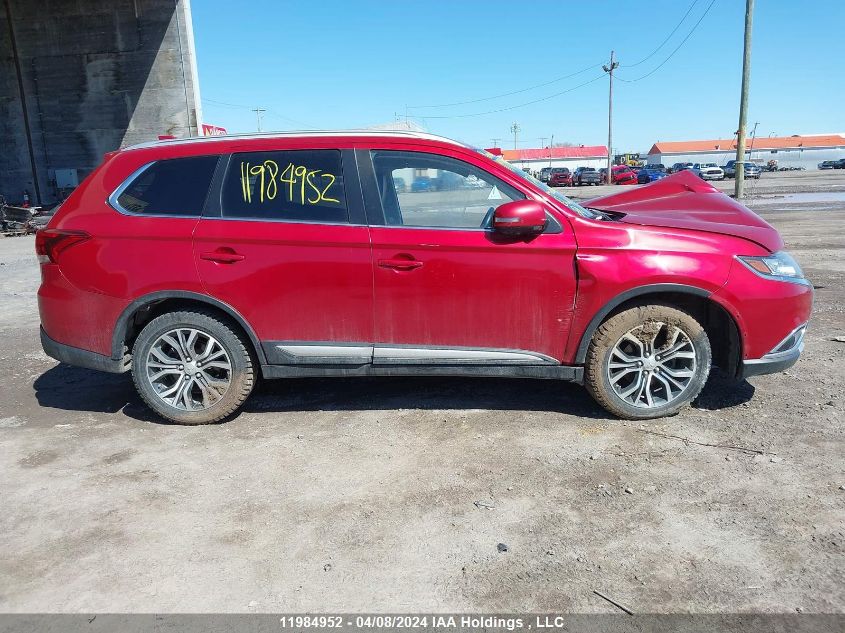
left=252, top=107, right=266, bottom=132
left=510, top=123, right=521, bottom=150
left=550, top=133, right=554, bottom=168
left=538, top=137, right=548, bottom=150
left=602, top=51, right=619, bottom=184
left=735, top=0, right=754, bottom=199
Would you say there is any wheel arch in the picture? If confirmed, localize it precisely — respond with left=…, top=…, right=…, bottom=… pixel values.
left=111, top=291, right=267, bottom=365
left=574, top=283, right=742, bottom=377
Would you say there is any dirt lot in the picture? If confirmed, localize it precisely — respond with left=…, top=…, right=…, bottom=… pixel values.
left=1, top=171, right=843, bottom=613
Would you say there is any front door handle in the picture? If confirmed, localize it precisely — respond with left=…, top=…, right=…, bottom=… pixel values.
left=378, top=258, right=423, bottom=271
left=201, top=248, right=245, bottom=264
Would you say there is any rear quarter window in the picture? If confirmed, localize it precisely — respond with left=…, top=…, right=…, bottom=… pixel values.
left=221, top=150, right=348, bottom=223
left=114, top=155, right=218, bottom=216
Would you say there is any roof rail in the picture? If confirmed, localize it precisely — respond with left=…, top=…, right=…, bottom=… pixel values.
left=123, top=129, right=472, bottom=152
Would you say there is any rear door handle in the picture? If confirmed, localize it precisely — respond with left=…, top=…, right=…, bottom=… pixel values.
left=378, top=258, right=423, bottom=271
left=201, top=249, right=245, bottom=264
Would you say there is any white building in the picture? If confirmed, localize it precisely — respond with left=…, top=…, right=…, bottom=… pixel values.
left=500, top=145, right=608, bottom=173
left=647, top=134, right=845, bottom=170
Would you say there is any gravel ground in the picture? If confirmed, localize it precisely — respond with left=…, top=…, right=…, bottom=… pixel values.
left=0, top=171, right=842, bottom=613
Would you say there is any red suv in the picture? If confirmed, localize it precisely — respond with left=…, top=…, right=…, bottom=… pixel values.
left=37, top=132, right=812, bottom=424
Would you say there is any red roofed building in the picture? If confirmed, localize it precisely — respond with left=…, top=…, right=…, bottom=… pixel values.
left=647, top=134, right=845, bottom=170
left=499, top=145, right=608, bottom=173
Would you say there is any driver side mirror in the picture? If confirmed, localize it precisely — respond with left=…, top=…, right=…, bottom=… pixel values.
left=492, top=200, right=548, bottom=236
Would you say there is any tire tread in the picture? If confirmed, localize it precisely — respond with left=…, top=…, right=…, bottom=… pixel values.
left=131, top=308, right=255, bottom=425
left=584, top=304, right=711, bottom=419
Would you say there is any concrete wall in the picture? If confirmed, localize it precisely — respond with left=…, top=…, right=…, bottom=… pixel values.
left=1, top=0, right=202, bottom=204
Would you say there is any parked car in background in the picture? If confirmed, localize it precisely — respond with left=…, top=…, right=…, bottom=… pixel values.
left=669, top=162, right=694, bottom=174
left=539, top=167, right=552, bottom=182
left=834, top=159, right=845, bottom=169
left=393, top=177, right=406, bottom=193
left=600, top=165, right=638, bottom=185
left=37, top=131, right=812, bottom=425
left=548, top=167, right=573, bottom=187
left=818, top=160, right=837, bottom=170
left=723, top=161, right=761, bottom=179
left=572, top=166, right=602, bottom=186
left=637, top=165, right=669, bottom=184
left=691, top=163, right=725, bottom=181
left=411, top=176, right=433, bottom=192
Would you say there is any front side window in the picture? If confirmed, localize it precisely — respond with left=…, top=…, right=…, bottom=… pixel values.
left=222, top=150, right=347, bottom=223
left=115, top=155, right=218, bottom=216
left=371, top=151, right=523, bottom=229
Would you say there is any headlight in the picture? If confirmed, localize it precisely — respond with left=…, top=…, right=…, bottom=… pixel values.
left=739, top=251, right=804, bottom=280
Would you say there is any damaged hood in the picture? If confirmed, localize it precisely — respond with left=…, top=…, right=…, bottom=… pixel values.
left=584, top=171, right=783, bottom=252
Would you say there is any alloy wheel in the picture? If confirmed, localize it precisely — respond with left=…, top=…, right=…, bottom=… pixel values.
left=606, top=321, right=697, bottom=409
left=145, top=328, right=232, bottom=411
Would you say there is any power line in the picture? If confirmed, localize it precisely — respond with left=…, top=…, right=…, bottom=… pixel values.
left=616, top=0, right=717, bottom=83
left=406, top=0, right=697, bottom=114
left=408, top=63, right=602, bottom=109
left=202, top=97, right=247, bottom=109
left=624, top=0, right=699, bottom=68
left=203, top=98, right=316, bottom=129
left=418, top=74, right=606, bottom=119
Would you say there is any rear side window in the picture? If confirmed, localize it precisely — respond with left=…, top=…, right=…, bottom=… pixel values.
left=221, top=150, right=347, bottom=223
left=115, top=156, right=218, bottom=216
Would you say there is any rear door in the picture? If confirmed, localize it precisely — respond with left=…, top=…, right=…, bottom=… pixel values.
left=359, top=148, right=578, bottom=364
left=193, top=148, right=374, bottom=366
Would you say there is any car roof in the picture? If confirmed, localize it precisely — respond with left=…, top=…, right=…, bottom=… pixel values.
left=122, top=130, right=472, bottom=153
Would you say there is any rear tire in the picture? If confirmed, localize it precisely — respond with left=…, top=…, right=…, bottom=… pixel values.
left=584, top=304, right=711, bottom=419
left=131, top=309, right=255, bottom=425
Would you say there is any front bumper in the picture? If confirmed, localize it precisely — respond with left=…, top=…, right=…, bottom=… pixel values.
left=740, top=323, right=806, bottom=379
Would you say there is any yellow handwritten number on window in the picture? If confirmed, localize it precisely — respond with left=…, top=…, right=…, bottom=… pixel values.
left=239, top=160, right=339, bottom=206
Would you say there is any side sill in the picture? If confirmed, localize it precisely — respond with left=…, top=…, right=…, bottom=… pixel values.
left=41, top=327, right=129, bottom=374
left=260, top=363, right=584, bottom=383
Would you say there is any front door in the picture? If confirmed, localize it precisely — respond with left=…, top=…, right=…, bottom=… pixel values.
left=361, top=149, right=577, bottom=364
left=193, top=149, right=373, bottom=365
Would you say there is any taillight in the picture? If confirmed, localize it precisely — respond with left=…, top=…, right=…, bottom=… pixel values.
left=35, top=229, right=90, bottom=264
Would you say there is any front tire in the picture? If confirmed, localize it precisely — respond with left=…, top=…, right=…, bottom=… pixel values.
left=584, top=305, right=711, bottom=419
left=131, top=309, right=255, bottom=424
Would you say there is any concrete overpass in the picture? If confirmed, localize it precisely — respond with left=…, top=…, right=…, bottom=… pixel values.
left=1, top=0, right=202, bottom=204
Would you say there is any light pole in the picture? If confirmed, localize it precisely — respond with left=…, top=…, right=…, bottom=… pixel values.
left=510, top=123, right=521, bottom=150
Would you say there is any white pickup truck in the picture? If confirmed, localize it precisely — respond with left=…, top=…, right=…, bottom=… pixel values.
left=691, top=163, right=725, bottom=181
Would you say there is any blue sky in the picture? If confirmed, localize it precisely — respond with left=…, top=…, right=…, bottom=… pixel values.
left=193, top=1, right=844, bottom=153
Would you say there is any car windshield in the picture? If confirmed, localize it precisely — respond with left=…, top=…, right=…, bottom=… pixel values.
left=478, top=150, right=603, bottom=219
